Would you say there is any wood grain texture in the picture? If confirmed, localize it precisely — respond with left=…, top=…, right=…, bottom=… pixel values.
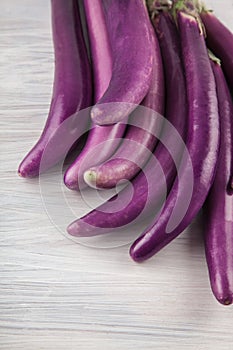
left=0, top=1, right=233, bottom=349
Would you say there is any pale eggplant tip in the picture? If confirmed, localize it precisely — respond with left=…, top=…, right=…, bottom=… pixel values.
left=67, top=222, right=79, bottom=237
left=83, top=169, right=98, bottom=189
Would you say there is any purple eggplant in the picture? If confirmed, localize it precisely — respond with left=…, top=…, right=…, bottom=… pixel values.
left=67, top=12, right=187, bottom=237
left=200, top=9, right=233, bottom=91
left=90, top=0, right=154, bottom=125
left=84, top=25, right=164, bottom=189
left=204, top=61, right=233, bottom=306
left=83, top=0, right=112, bottom=103
left=18, top=0, right=92, bottom=178
left=64, top=0, right=126, bottom=191
left=130, top=8, right=220, bottom=262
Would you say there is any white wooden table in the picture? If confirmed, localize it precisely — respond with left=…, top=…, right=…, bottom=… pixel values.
left=1, top=1, right=233, bottom=349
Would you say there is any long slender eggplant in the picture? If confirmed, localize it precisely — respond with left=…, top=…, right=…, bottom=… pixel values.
left=90, top=0, right=154, bottom=125
left=67, top=12, right=187, bottom=237
left=204, top=61, right=233, bottom=306
left=18, top=0, right=92, bottom=178
left=130, top=7, right=220, bottom=262
left=84, top=24, right=164, bottom=189
left=200, top=8, right=233, bottom=91
left=64, top=0, right=126, bottom=191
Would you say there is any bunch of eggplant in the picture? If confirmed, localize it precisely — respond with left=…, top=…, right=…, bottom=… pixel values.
left=18, top=0, right=233, bottom=305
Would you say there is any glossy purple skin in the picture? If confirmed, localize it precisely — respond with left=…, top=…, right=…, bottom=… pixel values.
left=67, top=12, right=187, bottom=237
left=200, top=11, right=233, bottom=92
left=64, top=0, right=126, bottom=190
left=18, top=0, right=91, bottom=178
left=85, top=25, right=164, bottom=189
left=84, top=0, right=112, bottom=103
left=130, top=11, right=220, bottom=262
left=204, top=62, right=233, bottom=306
left=90, top=0, right=154, bottom=125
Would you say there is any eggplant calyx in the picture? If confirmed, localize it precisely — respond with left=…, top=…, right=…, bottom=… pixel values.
left=171, top=0, right=205, bottom=36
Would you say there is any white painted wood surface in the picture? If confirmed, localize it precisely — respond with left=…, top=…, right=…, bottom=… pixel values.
left=0, top=1, right=233, bottom=349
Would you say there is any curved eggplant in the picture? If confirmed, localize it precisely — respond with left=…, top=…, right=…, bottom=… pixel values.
left=67, top=12, right=187, bottom=237
left=18, top=0, right=92, bottom=178
left=204, top=61, right=233, bottom=306
left=90, top=0, right=154, bottom=125
left=84, top=24, right=164, bottom=189
left=200, top=9, right=233, bottom=91
left=130, top=8, right=220, bottom=262
left=64, top=0, right=126, bottom=191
